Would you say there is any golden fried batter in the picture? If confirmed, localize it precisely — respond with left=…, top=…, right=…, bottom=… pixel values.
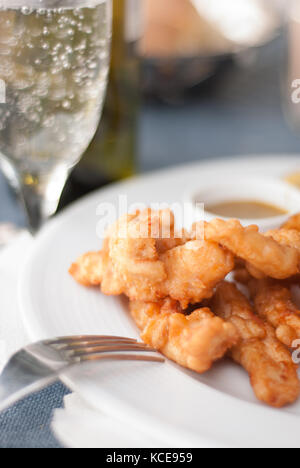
left=233, top=267, right=252, bottom=286
left=211, top=282, right=300, bottom=408
left=251, top=279, right=300, bottom=348
left=130, top=299, right=239, bottom=374
left=202, top=219, right=299, bottom=280
left=130, top=298, right=181, bottom=330
left=105, top=237, right=234, bottom=307
left=69, top=251, right=103, bottom=286
left=265, top=228, right=300, bottom=254
left=235, top=229, right=300, bottom=280
left=159, top=239, right=234, bottom=308
left=69, top=208, right=300, bottom=407
left=71, top=210, right=234, bottom=308
left=282, top=213, right=300, bottom=232
left=101, top=211, right=167, bottom=299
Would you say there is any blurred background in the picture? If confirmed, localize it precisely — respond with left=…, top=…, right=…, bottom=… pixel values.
left=1, top=0, right=300, bottom=230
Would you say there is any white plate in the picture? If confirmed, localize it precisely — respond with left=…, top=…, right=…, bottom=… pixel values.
left=19, top=155, right=300, bottom=448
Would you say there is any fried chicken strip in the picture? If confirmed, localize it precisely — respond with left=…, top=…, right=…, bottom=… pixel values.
left=107, top=210, right=235, bottom=307
left=282, top=213, right=300, bottom=232
left=71, top=209, right=234, bottom=308
left=233, top=266, right=252, bottom=285
left=265, top=228, right=300, bottom=255
left=211, top=281, right=300, bottom=407
left=202, top=219, right=299, bottom=280
left=159, top=239, right=234, bottom=308
left=69, top=251, right=103, bottom=286
left=70, top=209, right=183, bottom=289
left=250, top=279, right=300, bottom=348
left=130, top=299, right=239, bottom=374
left=246, top=228, right=300, bottom=279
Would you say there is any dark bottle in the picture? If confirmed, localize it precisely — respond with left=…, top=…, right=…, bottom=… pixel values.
left=71, top=0, right=141, bottom=192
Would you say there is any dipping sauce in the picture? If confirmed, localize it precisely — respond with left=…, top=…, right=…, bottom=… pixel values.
left=206, top=200, right=288, bottom=219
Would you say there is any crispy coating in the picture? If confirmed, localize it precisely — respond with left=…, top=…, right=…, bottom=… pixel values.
left=130, top=298, right=181, bottom=330
left=69, top=251, right=103, bottom=286
left=101, top=211, right=167, bottom=300
left=70, top=210, right=178, bottom=294
left=237, top=229, right=300, bottom=281
left=130, top=300, right=239, bottom=374
left=237, top=228, right=300, bottom=280
left=251, top=279, right=300, bottom=348
left=233, top=267, right=253, bottom=285
left=282, top=213, right=300, bottom=232
left=71, top=210, right=234, bottom=308
left=159, top=239, right=234, bottom=308
left=265, top=228, right=300, bottom=254
left=202, top=219, right=299, bottom=280
left=104, top=237, right=234, bottom=308
left=211, top=282, right=300, bottom=408
left=69, top=208, right=300, bottom=407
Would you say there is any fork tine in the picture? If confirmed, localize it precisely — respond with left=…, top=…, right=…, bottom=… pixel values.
left=71, top=353, right=165, bottom=364
left=65, top=343, right=157, bottom=357
left=54, top=339, right=140, bottom=350
left=46, top=335, right=137, bottom=346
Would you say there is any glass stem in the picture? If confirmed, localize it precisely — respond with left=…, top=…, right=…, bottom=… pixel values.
left=18, top=165, right=69, bottom=235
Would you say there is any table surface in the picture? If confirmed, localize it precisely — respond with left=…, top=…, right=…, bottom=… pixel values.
left=1, top=36, right=300, bottom=448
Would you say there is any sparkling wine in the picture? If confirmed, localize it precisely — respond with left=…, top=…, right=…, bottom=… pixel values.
left=0, top=0, right=111, bottom=176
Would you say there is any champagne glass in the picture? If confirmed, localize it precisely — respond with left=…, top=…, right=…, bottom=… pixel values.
left=0, top=0, right=112, bottom=233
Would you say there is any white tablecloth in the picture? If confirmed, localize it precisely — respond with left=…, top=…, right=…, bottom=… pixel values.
left=0, top=234, right=167, bottom=448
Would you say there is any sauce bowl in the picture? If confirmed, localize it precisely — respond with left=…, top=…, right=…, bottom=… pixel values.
left=183, top=175, right=300, bottom=232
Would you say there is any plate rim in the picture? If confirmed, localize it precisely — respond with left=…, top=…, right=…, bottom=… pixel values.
left=19, top=154, right=300, bottom=448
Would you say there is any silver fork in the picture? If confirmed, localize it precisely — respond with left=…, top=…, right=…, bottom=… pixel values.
left=0, top=335, right=164, bottom=412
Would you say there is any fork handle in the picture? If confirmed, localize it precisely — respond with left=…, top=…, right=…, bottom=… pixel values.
left=0, top=354, right=56, bottom=412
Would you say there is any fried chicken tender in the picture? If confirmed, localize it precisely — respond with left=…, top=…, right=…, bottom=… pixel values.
left=202, top=219, right=299, bottom=280
left=69, top=251, right=103, bottom=286
left=106, top=233, right=234, bottom=307
left=71, top=209, right=234, bottom=308
left=233, top=266, right=252, bottom=285
left=265, top=228, right=300, bottom=254
left=234, top=229, right=300, bottom=280
left=211, top=282, right=300, bottom=408
left=159, top=239, right=234, bottom=308
left=100, top=211, right=167, bottom=299
left=282, top=213, right=300, bottom=232
left=245, top=229, right=300, bottom=279
left=130, top=299, right=239, bottom=374
left=251, top=279, right=300, bottom=348
left=70, top=209, right=181, bottom=290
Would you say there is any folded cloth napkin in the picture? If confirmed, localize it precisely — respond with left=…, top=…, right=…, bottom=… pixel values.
left=52, top=393, right=166, bottom=448
left=0, top=233, right=168, bottom=448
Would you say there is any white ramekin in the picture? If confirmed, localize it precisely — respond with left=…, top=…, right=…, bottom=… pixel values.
left=183, top=175, right=300, bottom=232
